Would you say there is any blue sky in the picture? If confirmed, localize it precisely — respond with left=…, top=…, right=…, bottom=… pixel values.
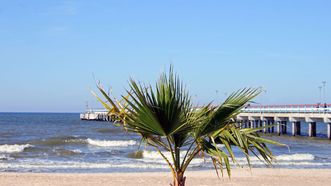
left=0, top=1, right=330, bottom=112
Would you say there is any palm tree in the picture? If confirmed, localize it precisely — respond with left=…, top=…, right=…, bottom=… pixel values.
left=93, top=66, right=282, bottom=186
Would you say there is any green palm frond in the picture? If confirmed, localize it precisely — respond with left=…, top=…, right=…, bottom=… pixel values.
left=96, top=83, right=120, bottom=113
left=198, top=88, right=261, bottom=137
left=123, top=68, right=195, bottom=148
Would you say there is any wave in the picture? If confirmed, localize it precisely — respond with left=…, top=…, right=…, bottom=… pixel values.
left=143, top=150, right=204, bottom=160
left=232, top=153, right=315, bottom=163
left=0, top=154, right=14, bottom=161
left=29, top=136, right=137, bottom=148
left=0, top=149, right=328, bottom=171
left=275, top=154, right=314, bottom=161
left=71, top=149, right=82, bottom=154
left=143, top=150, right=186, bottom=159
left=0, top=144, right=32, bottom=153
left=138, top=150, right=206, bottom=167
left=1, top=157, right=331, bottom=171
left=0, top=155, right=6, bottom=160
left=141, top=151, right=317, bottom=166
left=0, top=161, right=168, bottom=170
left=30, top=136, right=85, bottom=146
left=1, top=161, right=330, bottom=171
left=96, top=128, right=121, bottom=134
left=86, top=139, right=137, bottom=147
left=53, top=149, right=82, bottom=156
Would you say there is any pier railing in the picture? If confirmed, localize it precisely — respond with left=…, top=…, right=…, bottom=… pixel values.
left=242, top=104, right=331, bottom=114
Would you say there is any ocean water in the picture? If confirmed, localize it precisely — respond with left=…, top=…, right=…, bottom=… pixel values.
left=1, top=113, right=331, bottom=173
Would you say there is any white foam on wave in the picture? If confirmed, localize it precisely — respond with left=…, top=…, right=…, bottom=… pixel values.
left=233, top=153, right=315, bottom=163
left=0, top=155, right=9, bottom=161
left=142, top=151, right=314, bottom=161
left=0, top=155, right=6, bottom=160
left=71, top=149, right=82, bottom=153
left=0, top=150, right=327, bottom=171
left=86, top=139, right=137, bottom=147
left=143, top=150, right=171, bottom=159
left=141, top=150, right=206, bottom=166
left=0, top=155, right=330, bottom=171
left=64, top=138, right=86, bottom=144
left=0, top=160, right=169, bottom=170
left=142, top=151, right=315, bottom=160
left=142, top=151, right=318, bottom=167
left=143, top=150, right=205, bottom=159
left=0, top=155, right=14, bottom=161
left=0, top=144, right=32, bottom=153
left=275, top=154, right=314, bottom=161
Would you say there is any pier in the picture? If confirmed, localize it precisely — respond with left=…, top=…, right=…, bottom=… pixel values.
left=237, top=104, right=331, bottom=140
left=80, top=104, right=331, bottom=140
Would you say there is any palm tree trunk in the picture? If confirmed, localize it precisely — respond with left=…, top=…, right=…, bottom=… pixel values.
left=172, top=171, right=186, bottom=186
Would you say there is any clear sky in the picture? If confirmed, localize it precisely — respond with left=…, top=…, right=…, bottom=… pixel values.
left=0, top=1, right=330, bottom=112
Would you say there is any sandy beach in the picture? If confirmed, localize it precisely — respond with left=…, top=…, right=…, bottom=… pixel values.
left=1, top=168, right=330, bottom=186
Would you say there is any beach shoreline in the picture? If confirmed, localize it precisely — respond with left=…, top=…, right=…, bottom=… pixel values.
left=1, top=168, right=331, bottom=186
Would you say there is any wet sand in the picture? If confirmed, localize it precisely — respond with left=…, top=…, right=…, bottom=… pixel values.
left=1, top=168, right=331, bottom=186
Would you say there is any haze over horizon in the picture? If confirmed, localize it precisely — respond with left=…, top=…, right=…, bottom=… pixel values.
left=0, top=1, right=330, bottom=112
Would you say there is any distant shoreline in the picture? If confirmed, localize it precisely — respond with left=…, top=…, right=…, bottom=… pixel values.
left=1, top=168, right=331, bottom=186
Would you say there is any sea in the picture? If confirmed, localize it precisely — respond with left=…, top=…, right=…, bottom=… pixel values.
left=1, top=113, right=331, bottom=173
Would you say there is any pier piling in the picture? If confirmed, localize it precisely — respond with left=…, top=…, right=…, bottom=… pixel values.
left=281, top=121, right=287, bottom=134
left=267, top=120, right=272, bottom=133
left=327, top=123, right=331, bottom=140
left=291, top=121, right=301, bottom=136
left=271, top=121, right=275, bottom=133
left=277, top=121, right=282, bottom=136
left=308, top=122, right=317, bottom=137
left=262, top=120, right=267, bottom=133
